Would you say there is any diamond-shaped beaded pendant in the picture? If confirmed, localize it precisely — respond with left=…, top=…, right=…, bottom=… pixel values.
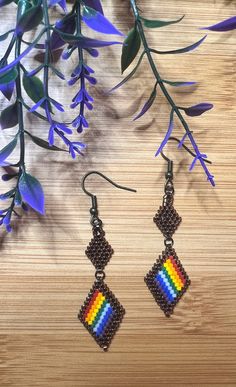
left=78, top=281, right=125, bottom=351
left=153, top=203, right=182, bottom=238
left=85, top=230, right=114, bottom=271
left=79, top=219, right=125, bottom=350
left=145, top=249, right=190, bottom=317
left=145, top=175, right=190, bottom=316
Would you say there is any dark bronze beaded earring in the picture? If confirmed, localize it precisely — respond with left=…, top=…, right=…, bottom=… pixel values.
left=145, top=137, right=192, bottom=317
left=78, top=171, right=136, bottom=351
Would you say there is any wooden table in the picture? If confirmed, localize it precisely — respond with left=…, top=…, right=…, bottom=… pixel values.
left=1, top=1, right=236, bottom=386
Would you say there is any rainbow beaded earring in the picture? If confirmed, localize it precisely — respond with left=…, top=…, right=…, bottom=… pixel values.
left=78, top=171, right=136, bottom=351
left=145, top=138, right=191, bottom=317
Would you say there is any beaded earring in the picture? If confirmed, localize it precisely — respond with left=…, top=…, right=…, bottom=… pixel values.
left=78, top=171, right=136, bottom=351
left=145, top=137, right=192, bottom=317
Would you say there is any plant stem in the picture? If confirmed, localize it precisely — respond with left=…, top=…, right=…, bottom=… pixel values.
left=130, top=0, right=214, bottom=185
left=15, top=36, right=25, bottom=172
left=42, top=0, right=51, bottom=99
left=76, top=1, right=85, bottom=120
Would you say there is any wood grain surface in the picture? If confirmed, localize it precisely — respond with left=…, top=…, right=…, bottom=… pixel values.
left=1, top=1, right=236, bottom=386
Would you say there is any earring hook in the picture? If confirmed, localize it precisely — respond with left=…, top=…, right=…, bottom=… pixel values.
left=82, top=171, right=137, bottom=215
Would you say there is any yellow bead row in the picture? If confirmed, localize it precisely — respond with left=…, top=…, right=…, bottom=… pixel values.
left=85, top=293, right=105, bottom=325
left=164, top=260, right=183, bottom=291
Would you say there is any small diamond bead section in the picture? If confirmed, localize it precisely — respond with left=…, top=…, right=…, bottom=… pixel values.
left=85, top=232, right=114, bottom=270
left=78, top=281, right=125, bottom=351
left=153, top=204, right=182, bottom=238
left=145, top=249, right=190, bottom=317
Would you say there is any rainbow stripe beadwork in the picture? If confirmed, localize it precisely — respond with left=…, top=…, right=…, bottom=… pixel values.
left=83, top=290, right=113, bottom=337
left=145, top=249, right=190, bottom=317
left=78, top=282, right=125, bottom=350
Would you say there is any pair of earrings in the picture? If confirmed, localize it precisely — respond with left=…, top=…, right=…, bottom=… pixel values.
left=78, top=137, right=191, bottom=351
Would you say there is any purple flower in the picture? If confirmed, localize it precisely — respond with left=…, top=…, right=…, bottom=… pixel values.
left=84, top=48, right=99, bottom=57
left=48, top=122, right=72, bottom=146
left=29, top=97, right=64, bottom=113
left=72, top=114, right=89, bottom=133
left=50, top=98, right=64, bottom=112
left=202, top=16, right=236, bottom=32
left=68, top=62, right=95, bottom=133
left=184, top=103, right=213, bottom=117
left=54, top=128, right=86, bottom=158
left=68, top=141, right=86, bottom=158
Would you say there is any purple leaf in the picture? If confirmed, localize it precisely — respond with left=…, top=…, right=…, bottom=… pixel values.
left=163, top=79, right=196, bottom=87
left=0, top=41, right=38, bottom=76
left=29, top=97, right=46, bottom=112
left=82, top=6, right=124, bottom=36
left=49, top=0, right=67, bottom=12
left=133, top=85, right=157, bottom=121
left=0, top=81, right=14, bottom=100
left=0, top=0, right=14, bottom=8
left=50, top=15, right=76, bottom=50
left=78, top=37, right=122, bottom=48
left=58, top=31, right=122, bottom=48
left=202, top=16, right=236, bottom=32
left=178, top=132, right=188, bottom=148
left=0, top=137, right=18, bottom=164
left=184, top=103, right=213, bottom=117
left=190, top=153, right=208, bottom=171
left=16, top=1, right=43, bottom=34
left=19, top=172, right=45, bottom=215
left=151, top=35, right=207, bottom=55
left=84, top=0, right=103, bottom=14
left=155, top=111, right=174, bottom=157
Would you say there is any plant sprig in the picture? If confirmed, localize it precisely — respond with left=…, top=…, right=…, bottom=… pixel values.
left=115, top=0, right=215, bottom=186
left=0, top=0, right=124, bottom=232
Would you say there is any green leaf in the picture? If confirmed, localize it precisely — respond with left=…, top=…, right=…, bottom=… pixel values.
left=17, top=0, right=43, bottom=33
left=25, top=131, right=67, bottom=152
left=121, top=26, right=141, bottom=73
left=17, top=0, right=32, bottom=21
left=141, top=15, right=184, bottom=29
left=23, top=74, right=44, bottom=103
left=0, top=67, right=18, bottom=85
left=0, top=102, right=18, bottom=129
left=0, top=136, right=18, bottom=165
left=109, top=51, right=145, bottom=92
left=150, top=35, right=207, bottom=55
left=0, top=29, right=14, bottom=42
